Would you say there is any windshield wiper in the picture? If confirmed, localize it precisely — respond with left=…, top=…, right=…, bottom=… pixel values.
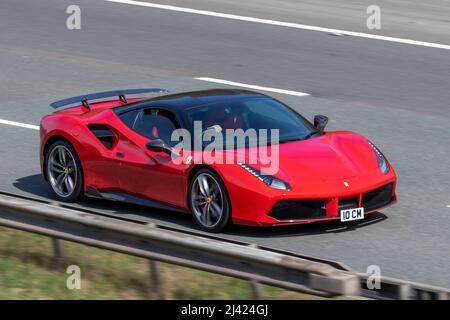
left=273, top=131, right=321, bottom=144
left=301, top=130, right=319, bottom=140
left=279, top=137, right=302, bottom=144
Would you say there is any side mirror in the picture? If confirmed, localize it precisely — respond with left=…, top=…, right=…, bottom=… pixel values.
left=314, top=115, right=328, bottom=134
left=146, top=139, right=172, bottom=155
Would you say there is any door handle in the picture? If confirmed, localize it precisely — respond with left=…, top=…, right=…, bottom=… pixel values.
left=116, top=152, right=125, bottom=158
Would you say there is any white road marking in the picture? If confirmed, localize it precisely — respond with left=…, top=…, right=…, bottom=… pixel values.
left=195, top=77, right=309, bottom=97
left=106, top=0, right=450, bottom=51
left=0, top=119, right=39, bottom=130
left=0, top=77, right=306, bottom=132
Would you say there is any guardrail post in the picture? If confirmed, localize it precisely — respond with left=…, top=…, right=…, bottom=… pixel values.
left=51, top=237, right=64, bottom=267
left=246, top=244, right=263, bottom=300
left=398, top=284, right=411, bottom=300
left=438, top=292, right=449, bottom=300
left=310, top=273, right=360, bottom=296
left=149, top=260, right=165, bottom=299
left=250, top=280, right=263, bottom=300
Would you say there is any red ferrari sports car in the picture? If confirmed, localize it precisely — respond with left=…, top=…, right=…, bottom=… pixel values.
left=40, top=88, right=397, bottom=232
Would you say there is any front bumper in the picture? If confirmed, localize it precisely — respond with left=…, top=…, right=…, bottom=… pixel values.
left=231, top=179, right=397, bottom=226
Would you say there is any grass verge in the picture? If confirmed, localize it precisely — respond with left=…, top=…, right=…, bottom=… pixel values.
left=0, top=226, right=325, bottom=299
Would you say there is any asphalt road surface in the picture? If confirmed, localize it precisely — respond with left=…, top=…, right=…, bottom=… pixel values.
left=0, top=0, right=449, bottom=288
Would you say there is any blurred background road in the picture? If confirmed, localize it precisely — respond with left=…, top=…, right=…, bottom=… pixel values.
left=0, top=0, right=449, bottom=287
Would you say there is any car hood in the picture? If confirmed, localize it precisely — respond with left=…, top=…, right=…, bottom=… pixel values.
left=245, top=131, right=382, bottom=187
left=278, top=133, right=364, bottom=180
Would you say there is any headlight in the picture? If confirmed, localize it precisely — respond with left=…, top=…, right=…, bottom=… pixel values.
left=368, top=141, right=389, bottom=175
left=237, top=163, right=291, bottom=190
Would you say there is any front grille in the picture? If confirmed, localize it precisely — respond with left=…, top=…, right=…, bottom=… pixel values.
left=268, top=200, right=327, bottom=221
left=338, top=197, right=359, bottom=211
left=362, top=183, right=394, bottom=212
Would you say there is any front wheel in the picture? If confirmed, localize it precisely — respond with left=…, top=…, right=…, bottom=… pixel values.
left=46, top=140, right=83, bottom=202
left=189, top=169, right=231, bottom=232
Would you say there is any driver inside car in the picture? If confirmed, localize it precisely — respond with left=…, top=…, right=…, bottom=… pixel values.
left=203, top=106, right=244, bottom=133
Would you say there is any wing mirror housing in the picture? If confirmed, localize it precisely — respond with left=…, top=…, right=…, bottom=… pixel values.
left=146, top=139, right=179, bottom=156
left=314, top=115, right=328, bottom=134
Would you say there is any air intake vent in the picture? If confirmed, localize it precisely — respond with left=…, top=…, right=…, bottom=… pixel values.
left=362, top=183, right=394, bottom=212
left=268, top=200, right=327, bottom=220
left=88, top=124, right=116, bottom=149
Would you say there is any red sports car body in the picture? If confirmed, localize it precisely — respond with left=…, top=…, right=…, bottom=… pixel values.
left=40, top=88, right=397, bottom=232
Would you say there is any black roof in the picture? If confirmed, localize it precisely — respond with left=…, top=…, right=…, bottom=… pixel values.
left=114, top=89, right=266, bottom=114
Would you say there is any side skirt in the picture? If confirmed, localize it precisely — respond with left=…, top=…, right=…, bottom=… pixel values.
left=85, top=186, right=188, bottom=213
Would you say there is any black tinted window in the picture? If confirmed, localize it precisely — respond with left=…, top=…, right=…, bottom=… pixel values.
left=118, top=109, right=139, bottom=128
left=132, top=109, right=179, bottom=146
left=183, top=97, right=315, bottom=149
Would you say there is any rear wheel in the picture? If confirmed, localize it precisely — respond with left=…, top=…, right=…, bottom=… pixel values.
left=189, top=169, right=231, bottom=232
left=46, top=140, right=83, bottom=202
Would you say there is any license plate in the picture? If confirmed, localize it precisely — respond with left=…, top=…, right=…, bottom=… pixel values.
left=340, top=207, right=365, bottom=222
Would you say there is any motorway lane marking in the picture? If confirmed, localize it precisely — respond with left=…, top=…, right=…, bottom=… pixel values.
left=194, top=77, right=309, bottom=97
left=0, top=77, right=307, bottom=133
left=0, top=119, right=39, bottom=130
left=106, top=0, right=450, bottom=51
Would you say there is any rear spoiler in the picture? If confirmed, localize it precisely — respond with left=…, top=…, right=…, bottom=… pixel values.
left=50, top=88, right=169, bottom=110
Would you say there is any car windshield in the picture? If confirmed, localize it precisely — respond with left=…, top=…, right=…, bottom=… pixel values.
left=182, top=97, right=316, bottom=150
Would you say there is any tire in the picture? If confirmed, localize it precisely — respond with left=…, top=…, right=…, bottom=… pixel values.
left=45, top=139, right=83, bottom=202
left=189, top=168, right=231, bottom=232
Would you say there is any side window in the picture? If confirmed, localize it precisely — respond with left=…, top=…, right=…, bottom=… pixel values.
left=133, top=109, right=180, bottom=146
left=118, top=109, right=140, bottom=129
